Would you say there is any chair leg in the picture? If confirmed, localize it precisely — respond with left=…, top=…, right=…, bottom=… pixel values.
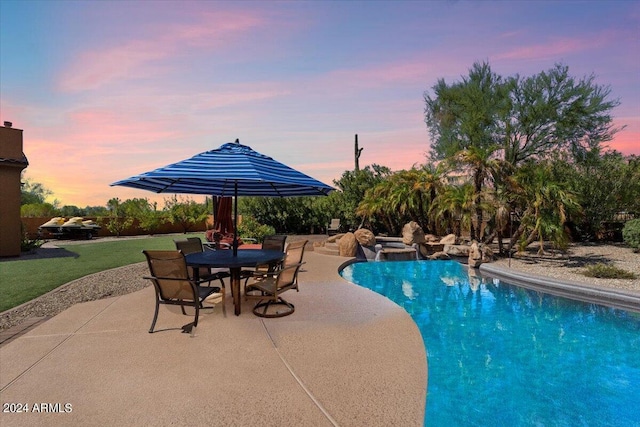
left=149, top=300, right=160, bottom=333
left=221, top=288, right=227, bottom=317
left=190, top=303, right=199, bottom=337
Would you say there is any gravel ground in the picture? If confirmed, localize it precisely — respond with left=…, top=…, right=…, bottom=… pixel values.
left=491, top=242, right=640, bottom=293
left=1, top=237, right=638, bottom=332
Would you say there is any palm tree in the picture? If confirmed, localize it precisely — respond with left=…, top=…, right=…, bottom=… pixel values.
left=447, top=145, right=511, bottom=241
left=509, top=162, right=582, bottom=254
left=357, top=180, right=399, bottom=234
left=357, top=166, right=444, bottom=235
left=430, top=183, right=475, bottom=239
left=411, top=164, right=444, bottom=233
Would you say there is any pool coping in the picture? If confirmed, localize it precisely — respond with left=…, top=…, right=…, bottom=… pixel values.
left=480, top=263, right=640, bottom=314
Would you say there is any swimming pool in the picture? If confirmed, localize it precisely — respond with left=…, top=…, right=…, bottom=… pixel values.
left=340, top=260, right=640, bottom=427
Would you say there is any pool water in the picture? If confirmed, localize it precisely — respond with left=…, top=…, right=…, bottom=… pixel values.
left=340, top=260, right=640, bottom=427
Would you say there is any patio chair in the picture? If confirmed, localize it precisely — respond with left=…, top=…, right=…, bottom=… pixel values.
left=245, top=261, right=304, bottom=318
left=245, top=240, right=307, bottom=317
left=282, top=239, right=307, bottom=292
left=240, top=235, right=287, bottom=291
left=326, top=218, right=341, bottom=235
left=143, top=250, right=225, bottom=334
left=174, top=237, right=230, bottom=290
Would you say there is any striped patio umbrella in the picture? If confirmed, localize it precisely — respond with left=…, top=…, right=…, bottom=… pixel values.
left=111, top=140, right=334, bottom=254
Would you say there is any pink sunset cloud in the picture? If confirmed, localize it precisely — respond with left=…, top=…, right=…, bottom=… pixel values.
left=497, top=38, right=588, bottom=60
left=495, top=31, right=612, bottom=62
left=57, top=10, right=267, bottom=92
left=607, top=117, right=640, bottom=155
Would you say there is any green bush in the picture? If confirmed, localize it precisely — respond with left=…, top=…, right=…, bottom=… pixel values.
left=21, top=234, right=43, bottom=252
left=237, top=216, right=276, bottom=243
left=583, top=263, right=637, bottom=279
left=622, top=218, right=640, bottom=251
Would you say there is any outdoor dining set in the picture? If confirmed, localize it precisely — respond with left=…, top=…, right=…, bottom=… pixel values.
left=111, top=140, right=332, bottom=334
left=143, top=235, right=308, bottom=333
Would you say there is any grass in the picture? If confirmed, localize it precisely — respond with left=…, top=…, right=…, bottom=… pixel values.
left=582, top=263, right=637, bottom=280
left=0, top=234, right=202, bottom=312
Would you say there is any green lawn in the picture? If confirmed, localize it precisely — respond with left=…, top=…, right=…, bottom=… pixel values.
left=0, top=234, right=202, bottom=312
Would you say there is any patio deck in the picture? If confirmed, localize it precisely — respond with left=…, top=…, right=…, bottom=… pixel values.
left=0, top=252, right=426, bottom=426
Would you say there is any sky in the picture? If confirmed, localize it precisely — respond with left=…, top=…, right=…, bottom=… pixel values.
left=1, top=0, right=638, bottom=208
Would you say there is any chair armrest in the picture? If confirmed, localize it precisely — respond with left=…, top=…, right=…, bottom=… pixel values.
left=144, top=276, right=221, bottom=293
left=143, top=275, right=198, bottom=284
left=203, top=242, right=232, bottom=250
left=260, top=262, right=305, bottom=278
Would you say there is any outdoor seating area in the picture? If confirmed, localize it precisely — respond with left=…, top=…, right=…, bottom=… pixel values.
left=168, top=234, right=307, bottom=319
left=0, top=251, right=427, bottom=426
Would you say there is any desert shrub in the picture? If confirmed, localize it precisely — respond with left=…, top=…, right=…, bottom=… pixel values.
left=21, top=233, right=43, bottom=252
left=622, top=219, right=640, bottom=251
left=583, top=263, right=637, bottom=279
left=237, top=216, right=276, bottom=243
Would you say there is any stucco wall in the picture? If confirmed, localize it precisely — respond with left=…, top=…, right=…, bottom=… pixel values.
left=0, top=125, right=28, bottom=257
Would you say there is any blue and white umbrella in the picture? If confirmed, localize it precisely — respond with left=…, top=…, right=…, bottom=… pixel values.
left=111, top=140, right=334, bottom=254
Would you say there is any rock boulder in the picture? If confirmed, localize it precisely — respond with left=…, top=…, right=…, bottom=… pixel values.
left=327, top=233, right=344, bottom=244
left=338, top=232, right=358, bottom=257
left=468, top=241, right=494, bottom=267
left=354, top=228, right=376, bottom=246
left=439, top=234, right=457, bottom=245
left=468, top=241, right=482, bottom=268
left=430, top=251, right=450, bottom=260
left=444, top=244, right=470, bottom=257
left=402, top=221, right=426, bottom=245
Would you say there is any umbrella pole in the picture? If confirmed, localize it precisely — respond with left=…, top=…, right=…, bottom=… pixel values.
left=233, top=181, right=238, bottom=256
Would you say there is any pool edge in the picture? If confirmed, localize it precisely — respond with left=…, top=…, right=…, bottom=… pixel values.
left=479, top=263, right=640, bottom=314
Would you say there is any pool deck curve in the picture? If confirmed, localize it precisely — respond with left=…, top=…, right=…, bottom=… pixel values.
left=0, top=252, right=427, bottom=426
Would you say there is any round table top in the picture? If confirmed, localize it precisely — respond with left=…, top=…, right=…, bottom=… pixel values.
left=185, top=249, right=284, bottom=269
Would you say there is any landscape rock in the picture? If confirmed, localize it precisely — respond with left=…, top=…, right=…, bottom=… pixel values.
left=444, top=244, right=470, bottom=257
left=424, top=242, right=444, bottom=253
left=402, top=221, right=426, bottom=245
left=430, top=251, right=450, bottom=260
left=439, top=234, right=457, bottom=245
left=327, top=233, right=344, bottom=244
left=424, top=234, right=439, bottom=243
left=338, top=232, right=358, bottom=257
left=480, top=243, right=494, bottom=262
left=468, top=241, right=483, bottom=268
left=354, top=228, right=376, bottom=246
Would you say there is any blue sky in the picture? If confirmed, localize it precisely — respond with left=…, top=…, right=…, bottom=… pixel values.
left=1, top=0, right=638, bottom=207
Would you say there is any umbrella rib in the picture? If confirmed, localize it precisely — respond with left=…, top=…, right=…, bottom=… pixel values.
left=268, top=182, right=283, bottom=197
left=156, top=178, right=181, bottom=193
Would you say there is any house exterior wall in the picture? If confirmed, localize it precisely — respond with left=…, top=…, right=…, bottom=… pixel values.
left=0, top=124, right=28, bottom=257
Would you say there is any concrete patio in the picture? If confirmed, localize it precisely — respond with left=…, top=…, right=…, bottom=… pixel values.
left=0, top=252, right=427, bottom=426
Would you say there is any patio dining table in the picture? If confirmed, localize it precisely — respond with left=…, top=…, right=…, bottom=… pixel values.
left=185, top=249, right=284, bottom=316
